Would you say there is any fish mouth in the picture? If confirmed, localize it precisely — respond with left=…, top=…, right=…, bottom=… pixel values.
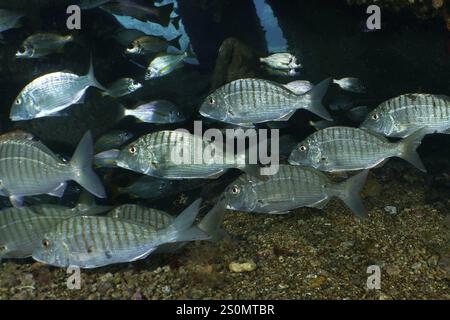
left=9, top=114, right=26, bottom=121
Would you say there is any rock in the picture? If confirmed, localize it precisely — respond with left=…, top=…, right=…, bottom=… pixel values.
left=229, top=261, right=257, bottom=273
left=210, top=38, right=259, bottom=91
left=308, top=275, right=327, bottom=289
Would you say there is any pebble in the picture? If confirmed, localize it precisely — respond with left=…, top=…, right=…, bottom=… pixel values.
left=384, top=206, right=397, bottom=215
left=229, top=261, right=257, bottom=273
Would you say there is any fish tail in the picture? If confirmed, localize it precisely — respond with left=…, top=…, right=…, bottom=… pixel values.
left=170, top=34, right=182, bottom=51
left=168, top=198, right=211, bottom=243
left=158, top=3, right=174, bottom=27
left=197, top=200, right=227, bottom=242
left=70, top=131, right=107, bottom=199
left=86, top=55, right=106, bottom=91
left=397, top=127, right=427, bottom=172
left=301, top=78, right=332, bottom=121
left=335, top=170, right=369, bottom=219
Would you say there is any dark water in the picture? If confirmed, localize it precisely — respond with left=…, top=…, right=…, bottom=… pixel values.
left=0, top=0, right=448, bottom=253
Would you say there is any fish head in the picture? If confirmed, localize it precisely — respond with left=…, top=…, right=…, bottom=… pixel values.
left=117, top=140, right=155, bottom=175
left=32, top=235, right=71, bottom=268
left=10, top=91, right=38, bottom=121
left=145, top=62, right=160, bottom=80
left=288, top=139, right=324, bottom=170
left=127, top=78, right=143, bottom=93
left=167, top=107, right=187, bottom=123
left=360, top=108, right=394, bottom=136
left=125, top=42, right=141, bottom=55
left=15, top=45, right=34, bottom=59
left=223, top=178, right=257, bottom=212
left=199, top=91, right=229, bottom=123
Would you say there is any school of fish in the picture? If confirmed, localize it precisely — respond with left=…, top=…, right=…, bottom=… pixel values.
left=0, top=2, right=448, bottom=269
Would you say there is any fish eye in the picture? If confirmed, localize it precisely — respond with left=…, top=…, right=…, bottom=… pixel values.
left=127, top=43, right=135, bottom=50
left=208, top=96, right=215, bottom=105
left=18, top=47, right=26, bottom=54
left=372, top=113, right=379, bottom=121
left=320, top=156, right=327, bottom=162
left=129, top=145, right=137, bottom=154
left=42, top=239, right=50, bottom=248
left=299, top=144, right=307, bottom=152
left=15, top=98, right=21, bottom=105
left=230, top=185, right=241, bottom=195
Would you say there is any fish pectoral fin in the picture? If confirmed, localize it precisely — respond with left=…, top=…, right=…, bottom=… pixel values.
left=310, top=198, right=329, bottom=209
left=47, top=182, right=67, bottom=198
left=74, top=92, right=86, bottom=105
left=275, top=110, right=296, bottom=121
left=129, top=247, right=157, bottom=262
left=373, top=159, right=388, bottom=169
left=10, top=196, right=25, bottom=208
left=236, top=122, right=255, bottom=128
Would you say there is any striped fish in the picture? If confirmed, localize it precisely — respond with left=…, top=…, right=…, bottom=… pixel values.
left=199, top=78, right=332, bottom=127
left=117, top=176, right=206, bottom=200
left=0, top=131, right=106, bottom=207
left=288, top=126, right=427, bottom=173
left=108, top=201, right=227, bottom=250
left=361, top=94, right=450, bottom=138
left=0, top=202, right=108, bottom=260
left=108, top=204, right=174, bottom=230
left=10, top=59, right=105, bottom=121
left=224, top=165, right=369, bottom=218
left=116, top=130, right=260, bottom=179
left=32, top=199, right=210, bottom=268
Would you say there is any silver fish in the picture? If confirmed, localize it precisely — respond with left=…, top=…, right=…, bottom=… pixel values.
left=0, top=201, right=109, bottom=260
left=145, top=51, right=187, bottom=79
left=116, top=130, right=260, bottom=179
left=360, top=94, right=450, bottom=138
left=224, top=165, right=368, bottom=218
left=288, top=126, right=427, bottom=172
left=0, top=131, right=106, bottom=207
left=10, top=60, right=105, bottom=121
left=122, top=100, right=187, bottom=124
left=32, top=199, right=209, bottom=268
left=199, top=78, right=332, bottom=127
left=102, top=1, right=174, bottom=27
left=109, top=200, right=227, bottom=245
left=283, top=80, right=313, bottom=95
left=118, top=176, right=205, bottom=200
left=95, top=130, right=134, bottom=152
left=260, top=53, right=302, bottom=70
left=333, top=77, right=366, bottom=93
left=108, top=204, right=174, bottom=229
left=0, top=9, right=23, bottom=33
left=102, top=78, right=142, bottom=98
left=15, top=33, right=74, bottom=59
left=125, top=34, right=181, bottom=55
